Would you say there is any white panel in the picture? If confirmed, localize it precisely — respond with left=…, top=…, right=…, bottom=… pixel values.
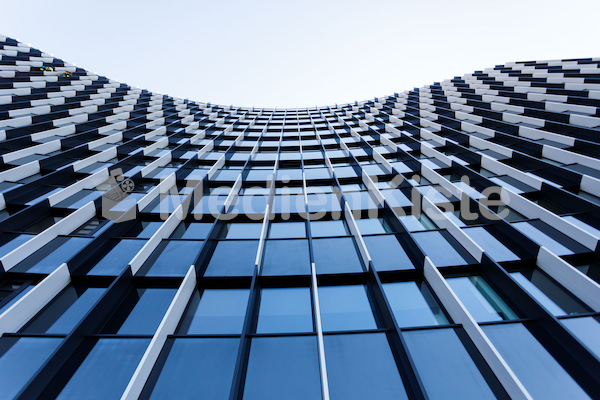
left=120, top=266, right=197, bottom=400
left=536, top=247, right=600, bottom=311
left=423, top=258, right=532, bottom=400
left=140, top=152, right=171, bottom=177
left=0, top=160, right=40, bottom=183
left=344, top=202, right=371, bottom=268
left=0, top=263, right=71, bottom=335
left=501, top=188, right=598, bottom=250
left=129, top=203, right=183, bottom=274
left=421, top=197, right=484, bottom=261
left=1, top=202, right=96, bottom=271
left=48, top=169, right=109, bottom=206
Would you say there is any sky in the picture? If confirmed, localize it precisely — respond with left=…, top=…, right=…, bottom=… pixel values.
left=1, top=0, right=599, bottom=108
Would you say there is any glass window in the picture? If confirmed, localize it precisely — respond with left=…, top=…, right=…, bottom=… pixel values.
left=178, top=289, right=249, bottom=334
left=205, top=240, right=258, bottom=277
left=483, top=323, right=590, bottom=399
left=312, top=237, right=363, bottom=274
left=562, top=317, right=600, bottom=359
left=0, top=283, right=34, bottom=314
left=398, top=214, right=436, bottom=232
left=170, top=222, right=212, bottom=239
left=261, top=239, right=310, bottom=276
left=13, top=237, right=92, bottom=274
left=0, top=234, right=35, bottom=258
left=132, top=221, right=163, bottom=238
left=243, top=336, right=322, bottom=400
left=306, top=193, right=342, bottom=213
left=142, top=241, right=201, bottom=277
left=56, top=338, right=150, bottom=400
left=272, top=194, right=305, bottom=214
left=381, top=189, right=412, bottom=208
left=413, top=231, right=469, bottom=267
left=382, top=281, right=448, bottom=327
left=88, top=239, right=146, bottom=276
left=512, top=221, right=584, bottom=256
left=363, top=235, right=414, bottom=271
left=319, top=285, right=377, bottom=331
left=219, top=223, right=263, bottom=239
left=344, top=191, right=379, bottom=210
left=324, top=333, right=408, bottom=400
left=463, top=227, right=519, bottom=262
left=446, top=276, right=518, bottom=322
left=355, top=218, right=393, bottom=235
left=268, top=222, right=306, bottom=238
left=510, top=270, right=589, bottom=316
left=310, top=220, right=348, bottom=237
left=562, top=216, right=600, bottom=239
left=105, top=288, right=177, bottom=334
left=148, top=338, right=238, bottom=399
left=257, top=288, right=313, bottom=333
left=22, top=286, right=105, bottom=334
left=0, top=337, right=63, bottom=400
left=403, top=328, right=498, bottom=400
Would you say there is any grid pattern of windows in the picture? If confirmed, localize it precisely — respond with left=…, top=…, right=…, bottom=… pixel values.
left=0, top=36, right=599, bottom=399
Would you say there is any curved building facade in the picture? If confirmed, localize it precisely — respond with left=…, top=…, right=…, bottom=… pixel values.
left=0, top=35, right=600, bottom=399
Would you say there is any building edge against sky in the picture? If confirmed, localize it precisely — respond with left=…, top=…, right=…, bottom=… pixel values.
left=0, top=35, right=599, bottom=399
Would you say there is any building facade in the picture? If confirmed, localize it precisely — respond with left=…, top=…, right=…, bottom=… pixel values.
left=0, top=35, right=599, bottom=399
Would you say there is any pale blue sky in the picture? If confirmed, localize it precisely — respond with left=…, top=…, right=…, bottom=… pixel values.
left=2, top=0, right=599, bottom=108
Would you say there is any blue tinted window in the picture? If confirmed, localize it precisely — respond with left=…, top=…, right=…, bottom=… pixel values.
left=562, top=317, right=600, bottom=358
left=464, top=227, right=519, bottom=262
left=148, top=338, right=238, bottom=399
left=109, top=289, right=177, bottom=334
left=243, top=336, right=321, bottom=400
left=447, top=276, right=517, bottom=322
left=57, top=338, right=150, bottom=400
left=312, top=237, right=363, bottom=274
left=310, top=220, right=348, bottom=237
left=344, top=191, right=378, bottom=210
left=512, top=221, right=583, bottom=256
left=306, top=193, right=342, bottom=213
left=143, top=241, right=201, bottom=277
left=0, top=337, right=62, bottom=400
left=220, top=223, right=263, bottom=239
left=324, top=333, right=408, bottom=400
left=257, top=288, right=313, bottom=333
left=230, top=194, right=268, bottom=216
left=355, top=218, right=393, bottom=235
left=23, top=286, right=105, bottom=334
left=381, top=189, right=412, bottom=208
left=170, top=222, right=212, bottom=239
left=319, top=285, right=376, bottom=331
left=0, top=284, right=34, bottom=314
left=136, top=222, right=163, bottom=238
left=274, top=194, right=306, bottom=214
left=510, top=270, right=589, bottom=316
left=398, top=214, right=436, bottom=232
left=178, top=289, right=249, bottom=334
left=262, top=239, right=310, bottom=276
left=14, top=237, right=92, bottom=274
left=413, top=231, right=468, bottom=267
left=382, top=281, right=448, bottom=327
left=403, top=328, right=498, bottom=399
left=483, top=323, right=590, bottom=399
left=88, top=239, right=146, bottom=276
left=268, top=222, right=306, bottom=238
left=363, top=235, right=414, bottom=271
left=0, top=234, right=34, bottom=258
left=205, top=240, right=258, bottom=277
